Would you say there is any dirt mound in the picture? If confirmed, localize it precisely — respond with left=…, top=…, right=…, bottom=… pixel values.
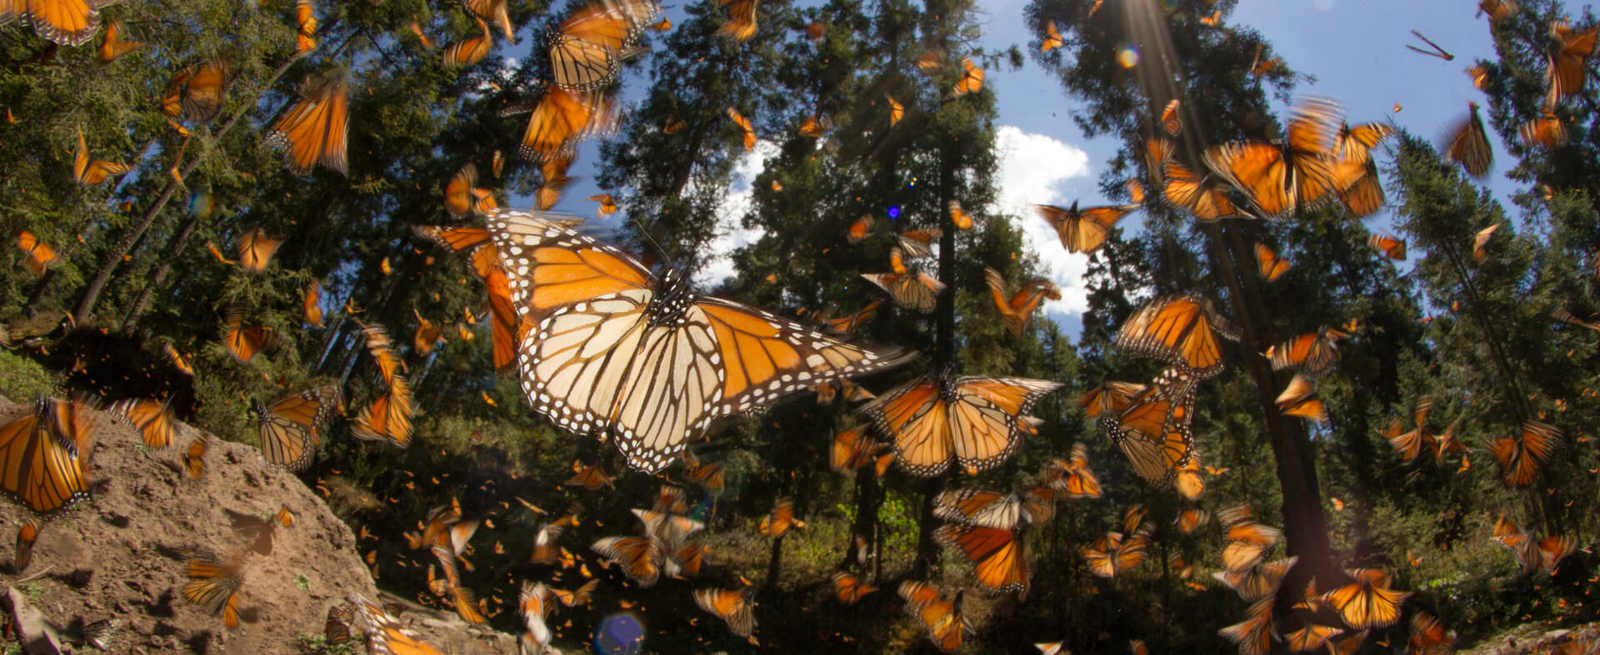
left=0, top=395, right=518, bottom=654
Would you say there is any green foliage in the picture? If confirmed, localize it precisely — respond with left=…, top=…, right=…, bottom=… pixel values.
left=0, top=350, right=58, bottom=400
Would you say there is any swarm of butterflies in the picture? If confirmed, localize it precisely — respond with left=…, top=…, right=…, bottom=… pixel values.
left=6, top=0, right=1600, bottom=650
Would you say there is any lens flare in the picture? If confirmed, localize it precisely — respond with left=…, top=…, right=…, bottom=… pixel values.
left=887, top=206, right=901, bottom=219
left=1116, top=42, right=1140, bottom=69
left=188, top=192, right=214, bottom=218
left=595, top=612, right=645, bottom=655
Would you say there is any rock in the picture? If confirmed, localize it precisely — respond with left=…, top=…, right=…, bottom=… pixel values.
left=7, top=587, right=64, bottom=655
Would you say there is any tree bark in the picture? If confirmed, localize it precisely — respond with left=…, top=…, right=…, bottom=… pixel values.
left=1205, top=222, right=1338, bottom=589
left=120, top=209, right=206, bottom=328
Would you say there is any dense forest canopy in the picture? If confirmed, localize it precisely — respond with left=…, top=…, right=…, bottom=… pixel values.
left=2, top=0, right=1599, bottom=652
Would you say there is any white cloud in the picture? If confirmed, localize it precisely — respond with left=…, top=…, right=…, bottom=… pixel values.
left=695, top=141, right=779, bottom=287
left=989, top=125, right=1094, bottom=316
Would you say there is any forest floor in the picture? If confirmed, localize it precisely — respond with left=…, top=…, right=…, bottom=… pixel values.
left=0, top=394, right=520, bottom=654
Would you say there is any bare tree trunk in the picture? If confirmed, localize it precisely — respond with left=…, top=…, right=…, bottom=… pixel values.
left=1205, top=222, right=1338, bottom=589
left=74, top=53, right=305, bottom=322
left=121, top=209, right=206, bottom=328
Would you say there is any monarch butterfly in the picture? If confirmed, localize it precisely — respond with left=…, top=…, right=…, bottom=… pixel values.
left=715, top=0, right=757, bottom=41
left=1478, top=0, right=1517, bottom=20
left=1217, top=596, right=1276, bottom=655
left=592, top=535, right=663, bottom=586
left=81, top=617, right=123, bottom=651
left=222, top=308, right=275, bottom=364
left=514, top=85, right=616, bottom=163
left=1519, top=110, right=1567, bottom=148
left=824, top=300, right=882, bottom=335
left=547, top=2, right=650, bottom=91
left=1163, top=159, right=1246, bottom=221
left=276, top=505, right=295, bottom=527
left=1222, top=521, right=1282, bottom=573
left=1144, top=136, right=1172, bottom=187
left=1336, top=121, right=1394, bottom=164
left=1203, top=97, right=1345, bottom=217
left=529, top=519, right=568, bottom=565
left=462, top=0, right=513, bottom=40
left=830, top=426, right=889, bottom=473
left=886, top=93, right=904, bottom=126
left=443, top=17, right=491, bottom=67
left=255, top=384, right=341, bottom=471
left=1466, top=63, right=1490, bottom=89
left=1473, top=223, right=1501, bottom=262
left=182, top=550, right=243, bottom=628
left=1160, top=99, right=1181, bottom=136
left=443, top=164, right=481, bottom=218
left=304, top=280, right=323, bottom=327
left=1036, top=641, right=1066, bottom=655
left=1487, top=420, right=1561, bottom=488
left=295, top=0, right=316, bottom=53
left=1175, top=508, right=1211, bottom=534
left=870, top=248, right=940, bottom=313
left=1545, top=20, right=1598, bottom=107
left=947, top=200, right=974, bottom=230
left=726, top=106, right=756, bottom=151
left=358, top=322, right=407, bottom=385
left=565, top=460, right=614, bottom=490
left=1075, top=380, right=1144, bottom=418
left=3, top=0, right=118, bottom=45
left=1099, top=367, right=1197, bottom=487
left=352, top=376, right=414, bottom=448
left=1321, top=569, right=1410, bottom=629
left=1380, top=401, right=1429, bottom=462
left=1331, top=154, right=1385, bottom=218
left=862, top=371, right=1062, bottom=477
left=1368, top=232, right=1406, bottom=260
left=1329, top=630, right=1369, bottom=655
left=1036, top=201, right=1136, bottom=253
left=537, top=155, right=574, bottom=209
left=907, top=588, right=972, bottom=653
left=518, top=581, right=556, bottom=651
left=450, top=585, right=486, bottom=625
left=934, top=489, right=1032, bottom=529
left=98, top=20, right=143, bottom=62
left=937, top=523, right=1030, bottom=598
left=352, top=594, right=445, bottom=655
left=268, top=75, right=350, bottom=176
left=236, top=228, right=282, bottom=273
left=1274, top=374, right=1328, bottom=424
left=887, top=229, right=939, bottom=260
left=1253, top=243, right=1290, bottom=283
left=1168, top=551, right=1193, bottom=580
left=1213, top=556, right=1296, bottom=602
left=1080, top=531, right=1149, bottom=578
left=110, top=397, right=175, bottom=448
left=1117, top=295, right=1239, bottom=378
left=73, top=126, right=129, bottom=186
left=1249, top=45, right=1282, bottom=76
left=1033, top=19, right=1064, bottom=53
left=983, top=268, right=1059, bottom=339
left=323, top=605, right=351, bottom=647
left=695, top=586, right=757, bottom=640
left=14, top=518, right=38, bottom=571
left=413, top=310, right=442, bottom=355
left=798, top=113, right=832, bottom=138
left=587, top=193, right=618, bottom=216
left=488, top=211, right=914, bottom=473
left=1040, top=443, right=1102, bottom=499
left=16, top=231, right=58, bottom=275
left=758, top=498, right=805, bottom=538
left=1407, top=611, right=1451, bottom=654
left=680, top=450, right=725, bottom=491
left=160, top=62, right=232, bottom=123
left=183, top=436, right=207, bottom=478
left=1267, top=327, right=1348, bottom=376
left=831, top=572, right=875, bottom=605
left=954, top=56, right=984, bottom=95
left=1443, top=101, right=1492, bottom=179
left=552, top=578, right=599, bottom=607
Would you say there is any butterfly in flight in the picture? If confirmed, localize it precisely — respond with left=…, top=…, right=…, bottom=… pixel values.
left=487, top=211, right=914, bottom=473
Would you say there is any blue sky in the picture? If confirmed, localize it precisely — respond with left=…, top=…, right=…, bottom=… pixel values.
left=517, top=0, right=1525, bottom=335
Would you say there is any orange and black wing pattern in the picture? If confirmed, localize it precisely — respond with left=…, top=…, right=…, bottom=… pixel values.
left=267, top=75, right=350, bottom=176
left=1036, top=202, right=1135, bottom=253
left=1115, top=294, right=1240, bottom=378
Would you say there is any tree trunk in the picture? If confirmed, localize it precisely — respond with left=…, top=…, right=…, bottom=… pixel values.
left=840, top=471, right=880, bottom=573
left=911, top=138, right=961, bottom=580
left=74, top=53, right=305, bottom=322
left=121, top=209, right=206, bottom=328
left=1206, top=222, right=1338, bottom=589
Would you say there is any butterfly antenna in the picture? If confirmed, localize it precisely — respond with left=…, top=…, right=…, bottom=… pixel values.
left=630, top=216, right=677, bottom=270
